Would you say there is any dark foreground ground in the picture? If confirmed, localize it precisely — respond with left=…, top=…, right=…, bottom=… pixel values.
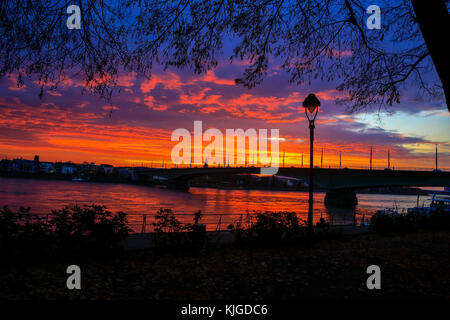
left=1, top=231, right=449, bottom=300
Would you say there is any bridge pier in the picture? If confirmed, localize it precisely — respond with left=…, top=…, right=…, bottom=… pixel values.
left=167, top=180, right=190, bottom=191
left=324, top=189, right=358, bottom=207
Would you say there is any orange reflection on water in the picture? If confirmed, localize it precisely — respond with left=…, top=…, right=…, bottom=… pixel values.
left=0, top=177, right=422, bottom=232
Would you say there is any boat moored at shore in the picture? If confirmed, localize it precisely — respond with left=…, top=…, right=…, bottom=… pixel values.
left=408, top=193, right=450, bottom=215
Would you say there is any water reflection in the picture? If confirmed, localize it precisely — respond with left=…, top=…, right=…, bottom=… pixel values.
left=0, top=177, right=422, bottom=231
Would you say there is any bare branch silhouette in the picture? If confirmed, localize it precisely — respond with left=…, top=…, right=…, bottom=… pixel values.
left=0, top=0, right=448, bottom=111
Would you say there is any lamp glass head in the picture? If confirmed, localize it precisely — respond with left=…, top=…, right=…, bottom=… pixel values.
left=307, top=105, right=317, bottom=113
left=302, top=93, right=321, bottom=114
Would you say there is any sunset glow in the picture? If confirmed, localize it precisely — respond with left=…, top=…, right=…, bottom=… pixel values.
left=0, top=63, right=448, bottom=170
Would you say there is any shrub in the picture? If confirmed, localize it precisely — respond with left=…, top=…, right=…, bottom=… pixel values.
left=50, top=205, right=130, bottom=252
left=151, top=208, right=191, bottom=249
left=0, top=206, right=52, bottom=255
left=0, top=204, right=131, bottom=257
left=370, top=208, right=450, bottom=234
left=316, top=217, right=329, bottom=228
left=152, top=208, right=188, bottom=233
left=225, top=211, right=304, bottom=243
left=370, top=213, right=417, bottom=233
left=429, top=209, right=450, bottom=230
left=249, top=211, right=303, bottom=242
left=370, top=213, right=394, bottom=233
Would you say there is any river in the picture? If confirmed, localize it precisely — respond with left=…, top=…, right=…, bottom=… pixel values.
left=0, top=177, right=431, bottom=232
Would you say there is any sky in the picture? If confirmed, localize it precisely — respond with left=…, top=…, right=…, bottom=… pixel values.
left=0, top=53, right=449, bottom=170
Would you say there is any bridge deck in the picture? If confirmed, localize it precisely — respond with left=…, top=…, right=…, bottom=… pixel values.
left=133, top=167, right=450, bottom=190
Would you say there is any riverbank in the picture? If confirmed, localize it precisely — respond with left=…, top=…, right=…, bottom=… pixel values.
left=0, top=171, right=152, bottom=186
left=0, top=171, right=124, bottom=182
left=1, top=230, right=449, bottom=299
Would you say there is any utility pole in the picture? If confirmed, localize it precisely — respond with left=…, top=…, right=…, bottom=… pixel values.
left=339, top=151, right=342, bottom=169
left=370, top=146, right=373, bottom=170
left=388, top=149, right=390, bottom=169
left=320, top=148, right=323, bottom=168
left=436, top=144, right=438, bottom=171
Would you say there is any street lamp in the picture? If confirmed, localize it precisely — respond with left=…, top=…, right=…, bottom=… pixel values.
left=302, top=93, right=321, bottom=238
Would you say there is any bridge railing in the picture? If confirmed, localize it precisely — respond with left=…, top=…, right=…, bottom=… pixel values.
left=134, top=164, right=449, bottom=172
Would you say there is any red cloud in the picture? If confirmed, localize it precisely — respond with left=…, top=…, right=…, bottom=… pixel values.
left=200, top=70, right=235, bottom=86
left=140, top=72, right=184, bottom=93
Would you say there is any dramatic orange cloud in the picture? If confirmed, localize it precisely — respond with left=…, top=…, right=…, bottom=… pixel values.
left=1, top=62, right=447, bottom=172
left=140, top=72, right=184, bottom=93
left=180, top=88, right=224, bottom=107
left=200, top=70, right=235, bottom=85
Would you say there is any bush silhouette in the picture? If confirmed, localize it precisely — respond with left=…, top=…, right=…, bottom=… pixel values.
left=50, top=205, right=130, bottom=252
left=370, top=208, right=450, bottom=234
left=0, top=204, right=130, bottom=257
left=227, top=211, right=305, bottom=243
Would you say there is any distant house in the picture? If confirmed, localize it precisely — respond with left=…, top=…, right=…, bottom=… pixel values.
left=0, top=159, right=9, bottom=171
left=9, top=159, right=35, bottom=172
left=80, top=162, right=100, bottom=176
left=100, top=164, right=114, bottom=175
left=40, top=162, right=55, bottom=173
left=33, top=155, right=40, bottom=172
left=53, top=162, right=63, bottom=174
left=61, top=163, right=77, bottom=175
left=118, top=167, right=132, bottom=179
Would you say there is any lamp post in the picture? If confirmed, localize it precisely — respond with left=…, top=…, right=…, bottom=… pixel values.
left=302, top=93, right=321, bottom=238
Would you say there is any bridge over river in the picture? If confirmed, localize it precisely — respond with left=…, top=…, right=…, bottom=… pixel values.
left=133, top=167, right=450, bottom=206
